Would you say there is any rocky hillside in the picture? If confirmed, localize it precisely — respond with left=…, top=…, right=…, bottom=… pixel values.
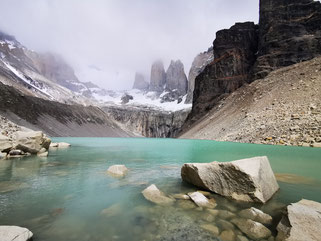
left=184, top=0, right=321, bottom=128
left=0, top=81, right=133, bottom=137
left=103, top=105, right=190, bottom=138
left=180, top=56, right=321, bottom=147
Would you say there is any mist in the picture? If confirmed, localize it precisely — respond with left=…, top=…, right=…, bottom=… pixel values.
left=0, top=0, right=259, bottom=90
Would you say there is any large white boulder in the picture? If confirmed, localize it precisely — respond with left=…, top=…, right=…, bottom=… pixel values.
left=181, top=156, right=279, bottom=203
left=142, top=184, right=175, bottom=206
left=107, top=165, right=128, bottom=177
left=0, top=134, right=12, bottom=152
left=14, top=131, right=44, bottom=154
left=0, top=226, right=33, bottom=241
left=276, top=199, right=321, bottom=241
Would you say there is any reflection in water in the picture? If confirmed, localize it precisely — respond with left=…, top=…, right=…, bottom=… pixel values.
left=0, top=137, right=320, bottom=241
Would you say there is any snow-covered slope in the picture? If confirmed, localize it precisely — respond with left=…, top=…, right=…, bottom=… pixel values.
left=94, top=88, right=192, bottom=112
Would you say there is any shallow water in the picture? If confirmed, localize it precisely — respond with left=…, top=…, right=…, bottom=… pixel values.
left=0, top=138, right=320, bottom=241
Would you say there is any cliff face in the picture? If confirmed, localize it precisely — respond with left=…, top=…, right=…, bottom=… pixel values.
left=149, top=60, right=166, bottom=92
left=254, top=0, right=321, bottom=79
left=103, top=105, right=190, bottom=138
left=184, top=0, right=321, bottom=129
left=185, top=22, right=258, bottom=126
left=133, top=72, right=149, bottom=90
left=185, top=48, right=214, bottom=104
left=165, top=60, right=188, bottom=95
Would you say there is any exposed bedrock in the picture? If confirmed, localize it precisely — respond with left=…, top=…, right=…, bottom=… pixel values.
left=165, top=60, right=188, bottom=95
left=103, top=105, right=190, bottom=138
left=254, top=0, right=321, bottom=79
left=181, top=156, right=279, bottom=203
left=149, top=60, right=166, bottom=92
left=133, top=72, right=149, bottom=91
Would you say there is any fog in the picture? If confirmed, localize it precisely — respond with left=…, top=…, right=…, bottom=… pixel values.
left=0, top=0, right=259, bottom=90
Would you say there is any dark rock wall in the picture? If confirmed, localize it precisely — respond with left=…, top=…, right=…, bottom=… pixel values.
left=183, top=0, right=321, bottom=130
left=254, top=0, right=321, bottom=78
left=185, top=22, right=258, bottom=126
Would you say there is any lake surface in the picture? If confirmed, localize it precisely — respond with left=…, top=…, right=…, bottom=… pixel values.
left=0, top=138, right=321, bottom=241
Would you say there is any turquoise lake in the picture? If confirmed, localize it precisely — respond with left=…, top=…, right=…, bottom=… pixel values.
left=0, top=138, right=321, bottom=241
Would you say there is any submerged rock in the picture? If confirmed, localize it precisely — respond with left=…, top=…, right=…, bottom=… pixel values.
left=201, top=224, right=220, bottom=236
left=142, top=184, right=175, bottom=206
left=219, top=229, right=236, bottom=241
left=0, top=225, right=33, bottom=241
left=231, top=218, right=272, bottom=240
left=188, top=192, right=216, bottom=209
left=101, top=203, right=122, bottom=217
left=107, top=165, right=128, bottom=177
left=239, top=207, right=272, bottom=225
left=276, top=199, right=321, bottom=241
left=181, top=156, right=279, bottom=203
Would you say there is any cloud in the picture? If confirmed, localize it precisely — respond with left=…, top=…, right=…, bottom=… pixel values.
left=0, top=0, right=259, bottom=90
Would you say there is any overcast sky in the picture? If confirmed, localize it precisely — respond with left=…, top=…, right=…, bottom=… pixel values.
left=0, top=0, right=259, bottom=90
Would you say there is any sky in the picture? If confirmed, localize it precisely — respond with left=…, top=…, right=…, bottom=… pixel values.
left=0, top=0, right=259, bottom=90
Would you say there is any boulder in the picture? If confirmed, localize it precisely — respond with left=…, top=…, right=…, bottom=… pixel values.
left=42, top=136, right=51, bottom=150
left=239, top=207, right=273, bottom=225
left=0, top=225, right=33, bottom=241
left=219, top=229, right=236, bottom=241
left=50, top=143, right=59, bottom=148
left=37, top=151, right=48, bottom=157
left=57, top=142, right=71, bottom=148
left=181, top=156, right=279, bottom=203
left=0, top=134, right=12, bottom=152
left=172, top=193, right=190, bottom=200
left=107, top=165, right=128, bottom=177
left=231, top=218, right=272, bottom=240
left=276, top=199, right=321, bottom=241
left=9, top=149, right=23, bottom=156
left=14, top=131, right=43, bottom=154
left=142, top=184, right=175, bottom=206
left=188, top=192, right=216, bottom=209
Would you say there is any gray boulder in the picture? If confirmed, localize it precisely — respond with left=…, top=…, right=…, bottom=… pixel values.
left=0, top=226, right=33, bottom=241
left=142, top=184, right=175, bottom=206
left=231, top=218, right=272, bottom=240
left=276, top=199, right=321, bottom=241
left=181, top=156, right=279, bottom=203
left=0, top=134, right=12, bottom=152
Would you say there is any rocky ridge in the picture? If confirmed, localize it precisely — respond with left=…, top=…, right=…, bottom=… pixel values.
left=180, top=56, right=321, bottom=147
left=165, top=60, right=188, bottom=95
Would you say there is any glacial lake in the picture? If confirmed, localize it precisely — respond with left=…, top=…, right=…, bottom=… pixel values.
left=0, top=138, right=321, bottom=241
